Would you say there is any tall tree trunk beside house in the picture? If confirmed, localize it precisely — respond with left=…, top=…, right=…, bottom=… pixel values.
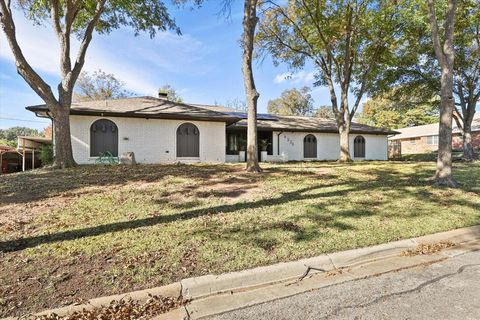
left=427, top=0, right=459, bottom=187
left=242, top=0, right=262, bottom=172
left=0, top=0, right=180, bottom=168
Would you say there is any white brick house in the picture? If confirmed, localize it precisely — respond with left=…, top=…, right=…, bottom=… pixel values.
left=27, top=96, right=396, bottom=164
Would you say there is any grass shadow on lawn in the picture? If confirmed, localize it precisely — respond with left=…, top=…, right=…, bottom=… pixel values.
left=3, top=162, right=478, bottom=254
left=0, top=164, right=261, bottom=206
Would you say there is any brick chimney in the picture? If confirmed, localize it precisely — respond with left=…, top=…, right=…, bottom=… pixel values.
left=158, top=91, right=168, bottom=99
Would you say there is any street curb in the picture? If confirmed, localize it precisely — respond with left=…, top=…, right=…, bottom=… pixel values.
left=180, top=225, right=480, bottom=301
left=6, top=225, right=480, bottom=320
left=183, top=239, right=480, bottom=319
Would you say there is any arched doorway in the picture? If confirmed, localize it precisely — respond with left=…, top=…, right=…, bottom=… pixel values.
left=177, top=123, right=200, bottom=157
left=303, top=134, right=317, bottom=158
left=90, top=119, right=118, bottom=157
left=354, top=136, right=366, bottom=158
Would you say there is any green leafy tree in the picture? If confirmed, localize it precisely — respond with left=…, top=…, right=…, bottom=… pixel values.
left=371, top=0, right=477, bottom=165
left=0, top=126, right=41, bottom=145
left=357, top=90, right=438, bottom=129
left=427, top=0, right=458, bottom=187
left=267, top=86, right=314, bottom=116
left=0, top=0, right=187, bottom=168
left=74, top=69, right=132, bottom=102
left=159, top=84, right=183, bottom=102
left=257, top=0, right=399, bottom=161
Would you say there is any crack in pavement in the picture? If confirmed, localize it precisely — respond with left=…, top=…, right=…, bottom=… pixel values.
left=321, top=263, right=480, bottom=319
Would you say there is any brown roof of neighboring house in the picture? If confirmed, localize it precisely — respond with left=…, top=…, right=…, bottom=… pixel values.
left=389, top=113, right=480, bottom=140
left=27, top=96, right=396, bottom=135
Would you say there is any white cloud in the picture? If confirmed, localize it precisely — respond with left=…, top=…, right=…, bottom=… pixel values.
left=0, top=9, right=211, bottom=96
left=0, top=11, right=61, bottom=75
left=274, top=71, right=315, bottom=84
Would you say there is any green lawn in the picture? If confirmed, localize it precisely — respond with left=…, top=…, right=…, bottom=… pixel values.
left=1, top=161, right=479, bottom=317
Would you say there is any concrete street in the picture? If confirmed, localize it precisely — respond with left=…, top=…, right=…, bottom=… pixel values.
left=210, top=250, right=480, bottom=320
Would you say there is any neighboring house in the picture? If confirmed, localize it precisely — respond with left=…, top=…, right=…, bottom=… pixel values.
left=388, top=113, right=480, bottom=154
left=27, top=95, right=396, bottom=164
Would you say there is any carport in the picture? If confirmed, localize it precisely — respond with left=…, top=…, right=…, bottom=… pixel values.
left=16, top=136, right=52, bottom=171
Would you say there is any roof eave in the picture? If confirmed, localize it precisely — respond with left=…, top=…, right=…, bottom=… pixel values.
left=26, top=105, right=240, bottom=123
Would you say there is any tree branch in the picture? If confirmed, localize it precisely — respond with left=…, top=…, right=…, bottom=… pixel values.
left=427, top=0, right=446, bottom=68
left=70, top=0, right=105, bottom=90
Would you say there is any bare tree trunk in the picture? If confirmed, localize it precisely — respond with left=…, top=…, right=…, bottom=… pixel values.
left=435, top=71, right=457, bottom=186
left=338, top=124, right=352, bottom=162
left=427, top=0, right=458, bottom=188
left=242, top=0, right=262, bottom=173
left=50, top=103, right=76, bottom=169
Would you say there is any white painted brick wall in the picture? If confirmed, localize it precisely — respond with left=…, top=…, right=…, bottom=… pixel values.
left=70, top=115, right=226, bottom=164
left=272, top=131, right=388, bottom=161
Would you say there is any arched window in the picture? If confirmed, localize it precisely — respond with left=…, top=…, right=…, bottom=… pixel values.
left=90, top=119, right=118, bottom=157
left=354, top=136, right=366, bottom=158
left=177, top=123, right=200, bottom=157
left=303, top=134, right=317, bottom=158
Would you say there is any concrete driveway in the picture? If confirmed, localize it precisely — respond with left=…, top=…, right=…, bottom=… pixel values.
left=210, top=250, right=480, bottom=320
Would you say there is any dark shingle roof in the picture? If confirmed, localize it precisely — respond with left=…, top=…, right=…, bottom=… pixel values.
left=27, top=97, right=396, bottom=135
left=227, top=115, right=397, bottom=135
left=27, top=96, right=241, bottom=123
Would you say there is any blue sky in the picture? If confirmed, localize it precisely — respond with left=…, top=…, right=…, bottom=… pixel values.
left=0, top=1, right=332, bottom=131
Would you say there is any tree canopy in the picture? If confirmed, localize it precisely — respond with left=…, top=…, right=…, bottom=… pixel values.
left=0, top=126, right=42, bottom=146
left=357, top=89, right=438, bottom=129
left=267, top=86, right=314, bottom=116
left=74, top=69, right=132, bottom=101
left=370, top=0, right=479, bottom=160
left=314, top=106, right=335, bottom=119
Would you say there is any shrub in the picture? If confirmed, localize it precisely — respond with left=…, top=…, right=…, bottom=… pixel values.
left=39, top=144, right=54, bottom=165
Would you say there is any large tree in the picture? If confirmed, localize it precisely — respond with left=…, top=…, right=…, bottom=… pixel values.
left=371, top=0, right=478, bottom=162
left=0, top=0, right=182, bottom=168
left=242, top=0, right=262, bottom=172
left=427, top=0, right=458, bottom=187
left=267, top=86, right=314, bottom=116
left=74, top=69, right=132, bottom=102
left=257, top=0, right=398, bottom=161
left=0, top=126, right=41, bottom=142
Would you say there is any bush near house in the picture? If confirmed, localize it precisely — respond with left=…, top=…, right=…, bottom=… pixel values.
left=0, top=162, right=479, bottom=317
left=402, top=151, right=468, bottom=162
left=39, top=144, right=54, bottom=165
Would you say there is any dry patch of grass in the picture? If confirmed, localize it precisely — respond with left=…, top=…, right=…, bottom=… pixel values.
left=0, top=161, right=479, bottom=317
